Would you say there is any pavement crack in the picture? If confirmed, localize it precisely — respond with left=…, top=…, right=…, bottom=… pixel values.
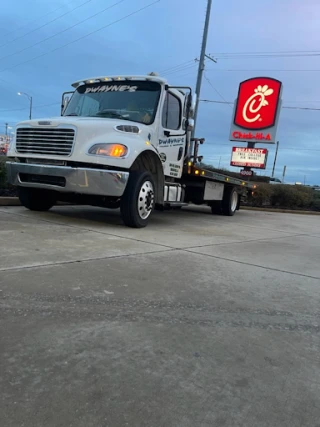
left=186, top=233, right=308, bottom=249
left=0, top=208, right=175, bottom=250
left=0, top=248, right=176, bottom=272
left=184, top=249, right=320, bottom=280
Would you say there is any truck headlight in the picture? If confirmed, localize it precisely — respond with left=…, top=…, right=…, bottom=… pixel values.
left=88, top=143, right=128, bottom=157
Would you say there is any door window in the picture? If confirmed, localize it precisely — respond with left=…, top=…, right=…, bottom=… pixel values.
left=162, top=93, right=181, bottom=130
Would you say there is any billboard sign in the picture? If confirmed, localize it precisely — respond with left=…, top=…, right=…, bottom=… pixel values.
left=240, top=169, right=253, bottom=177
left=230, top=77, right=282, bottom=144
left=230, top=147, right=268, bottom=169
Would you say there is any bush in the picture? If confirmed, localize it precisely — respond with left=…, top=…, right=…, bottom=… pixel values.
left=0, top=156, right=7, bottom=188
left=310, top=193, right=320, bottom=211
left=270, top=185, right=313, bottom=209
left=250, top=183, right=273, bottom=207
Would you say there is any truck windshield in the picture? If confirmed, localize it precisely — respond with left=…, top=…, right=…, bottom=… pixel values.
left=63, top=81, right=161, bottom=125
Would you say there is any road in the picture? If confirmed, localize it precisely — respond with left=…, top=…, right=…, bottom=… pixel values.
left=0, top=205, right=319, bottom=427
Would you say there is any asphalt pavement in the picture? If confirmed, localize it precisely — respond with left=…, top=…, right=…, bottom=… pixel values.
left=0, top=205, right=320, bottom=427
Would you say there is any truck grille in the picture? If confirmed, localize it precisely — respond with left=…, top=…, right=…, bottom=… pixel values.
left=16, top=128, right=75, bottom=156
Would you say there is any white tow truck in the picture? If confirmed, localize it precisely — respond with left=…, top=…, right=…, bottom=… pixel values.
left=6, top=74, right=254, bottom=228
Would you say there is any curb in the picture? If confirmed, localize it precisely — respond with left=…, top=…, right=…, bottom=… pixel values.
left=0, top=197, right=20, bottom=206
left=0, top=197, right=74, bottom=207
left=242, top=206, right=320, bottom=216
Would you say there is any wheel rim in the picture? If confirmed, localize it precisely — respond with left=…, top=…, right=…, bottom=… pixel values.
left=231, top=191, right=238, bottom=212
left=138, top=180, right=154, bottom=220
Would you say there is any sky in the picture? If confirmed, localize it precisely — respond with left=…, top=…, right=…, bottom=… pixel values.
left=1, top=0, right=320, bottom=184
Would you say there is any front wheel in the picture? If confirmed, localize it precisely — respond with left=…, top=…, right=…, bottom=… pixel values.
left=120, top=171, right=155, bottom=228
left=18, top=187, right=56, bottom=211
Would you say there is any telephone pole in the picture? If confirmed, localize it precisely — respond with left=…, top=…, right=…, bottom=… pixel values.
left=192, top=0, right=213, bottom=137
left=272, top=140, right=279, bottom=178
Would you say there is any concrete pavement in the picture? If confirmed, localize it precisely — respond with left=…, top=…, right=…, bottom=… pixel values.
left=0, top=206, right=320, bottom=427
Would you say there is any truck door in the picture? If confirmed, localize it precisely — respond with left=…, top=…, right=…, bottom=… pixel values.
left=157, top=90, right=186, bottom=179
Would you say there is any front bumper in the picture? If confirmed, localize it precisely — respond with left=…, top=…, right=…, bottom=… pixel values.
left=6, top=162, right=129, bottom=197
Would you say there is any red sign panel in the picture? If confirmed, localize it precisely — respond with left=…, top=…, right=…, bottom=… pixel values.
left=232, top=131, right=271, bottom=141
left=240, top=169, right=253, bottom=177
left=230, top=147, right=268, bottom=169
left=234, top=77, right=282, bottom=130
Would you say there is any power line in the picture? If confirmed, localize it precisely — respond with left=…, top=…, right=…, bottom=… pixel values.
left=207, top=68, right=320, bottom=72
left=215, top=53, right=320, bottom=59
left=0, top=102, right=59, bottom=113
left=203, top=73, right=233, bottom=109
left=159, top=60, right=195, bottom=74
left=0, top=0, right=126, bottom=63
left=2, top=0, right=83, bottom=39
left=0, top=1, right=160, bottom=74
left=200, top=99, right=320, bottom=111
left=165, top=63, right=197, bottom=76
left=202, top=141, right=320, bottom=152
left=0, top=0, right=96, bottom=50
left=213, top=50, right=320, bottom=55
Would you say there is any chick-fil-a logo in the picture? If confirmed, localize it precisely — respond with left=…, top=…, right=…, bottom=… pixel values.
left=234, top=78, right=282, bottom=130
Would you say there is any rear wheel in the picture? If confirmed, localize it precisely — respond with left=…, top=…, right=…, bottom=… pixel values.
left=120, top=171, right=155, bottom=228
left=18, top=187, right=56, bottom=211
left=221, top=187, right=238, bottom=216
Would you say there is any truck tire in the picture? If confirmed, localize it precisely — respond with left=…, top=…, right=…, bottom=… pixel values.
left=221, top=187, right=238, bottom=216
left=120, top=171, right=155, bottom=228
left=210, top=201, right=222, bottom=215
left=18, top=187, right=56, bottom=211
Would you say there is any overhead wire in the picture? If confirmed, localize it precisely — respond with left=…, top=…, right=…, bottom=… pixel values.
left=200, top=99, right=320, bottom=111
left=203, top=73, right=233, bottom=109
left=2, top=0, right=84, bottom=39
left=213, top=50, right=320, bottom=55
left=0, top=0, right=127, bottom=63
left=159, top=60, right=195, bottom=74
left=200, top=141, right=320, bottom=152
left=207, top=68, right=320, bottom=72
left=0, top=102, right=60, bottom=113
left=165, top=63, right=197, bottom=76
left=0, top=0, right=96, bottom=50
left=0, top=0, right=160, bottom=74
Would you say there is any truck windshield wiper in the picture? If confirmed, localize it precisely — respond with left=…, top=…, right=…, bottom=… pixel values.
left=64, top=113, right=78, bottom=116
left=92, top=111, right=127, bottom=119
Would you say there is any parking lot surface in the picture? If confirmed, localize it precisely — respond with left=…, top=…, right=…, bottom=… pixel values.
left=0, top=206, right=320, bottom=427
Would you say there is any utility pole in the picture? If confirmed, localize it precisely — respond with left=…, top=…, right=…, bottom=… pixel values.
left=282, top=165, right=286, bottom=184
left=272, top=140, right=279, bottom=178
left=192, top=0, right=213, bottom=137
left=5, top=123, right=8, bottom=136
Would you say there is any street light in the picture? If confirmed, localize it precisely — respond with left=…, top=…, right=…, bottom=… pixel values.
left=17, top=92, right=33, bottom=120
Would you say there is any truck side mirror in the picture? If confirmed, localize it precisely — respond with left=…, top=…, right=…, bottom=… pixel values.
left=187, top=119, right=194, bottom=130
left=61, top=91, right=74, bottom=115
left=61, top=96, right=70, bottom=115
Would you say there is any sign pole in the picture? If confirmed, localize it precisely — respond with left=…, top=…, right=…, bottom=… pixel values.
left=243, top=141, right=255, bottom=179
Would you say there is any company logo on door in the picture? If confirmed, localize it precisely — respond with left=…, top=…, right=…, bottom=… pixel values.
left=234, top=77, right=282, bottom=130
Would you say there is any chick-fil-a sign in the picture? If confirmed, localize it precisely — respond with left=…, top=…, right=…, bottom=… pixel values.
left=230, top=77, right=282, bottom=144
